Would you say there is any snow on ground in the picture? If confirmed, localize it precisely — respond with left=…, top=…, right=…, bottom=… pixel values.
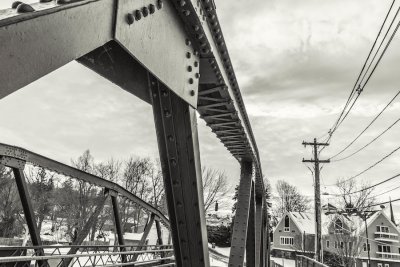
left=271, top=257, right=295, bottom=267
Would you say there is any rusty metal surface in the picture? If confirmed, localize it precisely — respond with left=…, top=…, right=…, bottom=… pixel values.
left=115, top=0, right=199, bottom=107
left=0, top=0, right=114, bottom=101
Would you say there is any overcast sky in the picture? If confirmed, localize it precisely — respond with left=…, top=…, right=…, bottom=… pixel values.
left=1, top=0, right=400, bottom=206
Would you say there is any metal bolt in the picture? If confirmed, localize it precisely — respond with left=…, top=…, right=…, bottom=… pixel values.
left=164, top=110, right=171, bottom=117
left=194, top=61, right=199, bottom=67
left=16, top=3, right=34, bottom=12
left=179, top=0, right=186, bottom=7
left=189, top=78, right=194, bottom=84
left=193, top=50, right=198, bottom=56
left=183, top=10, right=190, bottom=16
left=186, top=52, right=191, bottom=59
left=11, top=1, right=22, bottom=8
left=185, top=38, right=191, bottom=46
left=142, top=6, right=149, bottom=17
left=187, top=66, right=192, bottom=72
left=193, top=25, right=200, bottom=31
left=167, top=135, right=174, bottom=141
left=126, top=13, right=135, bottom=25
left=149, top=4, right=155, bottom=14
left=202, top=48, right=209, bottom=54
left=195, top=73, right=200, bottom=79
left=157, top=0, right=163, bottom=9
left=170, top=159, right=177, bottom=166
left=190, top=90, right=195, bottom=96
left=134, top=10, right=142, bottom=20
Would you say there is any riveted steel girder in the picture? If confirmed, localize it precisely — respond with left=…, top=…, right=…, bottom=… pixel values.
left=229, top=161, right=253, bottom=266
left=0, top=0, right=114, bottom=100
left=114, top=0, right=199, bottom=107
left=150, top=75, right=209, bottom=267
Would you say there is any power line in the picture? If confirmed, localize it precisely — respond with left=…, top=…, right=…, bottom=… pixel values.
left=364, top=197, right=400, bottom=209
left=319, top=0, right=399, bottom=147
left=330, top=90, right=400, bottom=160
left=333, top=117, right=400, bottom=162
left=326, top=173, right=400, bottom=196
left=366, top=183, right=400, bottom=200
left=327, top=143, right=400, bottom=186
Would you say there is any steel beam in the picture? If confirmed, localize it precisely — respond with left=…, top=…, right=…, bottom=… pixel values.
left=111, top=194, right=127, bottom=263
left=255, top=198, right=263, bottom=267
left=0, top=0, right=114, bottom=100
left=114, top=0, right=199, bottom=107
left=150, top=74, right=209, bottom=267
left=12, top=168, right=45, bottom=261
left=0, top=142, right=169, bottom=226
left=134, top=213, right=155, bottom=261
left=78, top=41, right=150, bottom=104
left=246, top=183, right=256, bottom=267
left=229, top=161, right=253, bottom=266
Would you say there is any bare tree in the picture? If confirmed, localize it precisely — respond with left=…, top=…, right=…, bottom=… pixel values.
left=202, top=167, right=229, bottom=213
left=25, top=166, right=55, bottom=233
left=335, top=178, right=375, bottom=212
left=272, top=180, right=311, bottom=223
left=120, top=157, right=152, bottom=233
left=325, top=215, right=363, bottom=267
left=0, top=165, right=23, bottom=237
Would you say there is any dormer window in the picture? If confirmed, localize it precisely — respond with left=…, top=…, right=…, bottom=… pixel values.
left=284, top=215, right=290, bottom=232
left=335, top=219, right=343, bottom=233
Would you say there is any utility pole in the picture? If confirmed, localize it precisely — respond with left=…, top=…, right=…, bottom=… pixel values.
left=302, top=138, right=330, bottom=263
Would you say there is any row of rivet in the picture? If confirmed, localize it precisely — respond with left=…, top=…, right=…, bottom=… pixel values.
left=184, top=38, right=200, bottom=96
left=11, top=0, right=85, bottom=13
left=126, top=0, right=163, bottom=25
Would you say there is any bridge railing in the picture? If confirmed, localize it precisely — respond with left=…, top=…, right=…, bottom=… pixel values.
left=296, top=255, right=330, bottom=267
left=0, top=244, right=174, bottom=267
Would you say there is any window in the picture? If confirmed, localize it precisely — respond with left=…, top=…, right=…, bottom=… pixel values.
left=377, top=226, right=390, bottom=233
left=363, top=243, right=371, bottom=252
left=334, top=241, right=338, bottom=249
left=340, top=241, right=344, bottom=249
left=378, top=245, right=391, bottom=253
left=378, top=264, right=382, bottom=267
left=280, top=236, right=294, bottom=246
left=284, top=215, right=290, bottom=232
left=384, top=264, right=389, bottom=267
left=326, top=240, right=330, bottom=248
left=335, top=219, right=343, bottom=233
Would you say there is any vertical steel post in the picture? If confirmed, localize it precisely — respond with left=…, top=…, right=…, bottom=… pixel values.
left=229, top=160, right=253, bottom=266
left=111, top=195, right=126, bottom=263
left=133, top=214, right=155, bottom=261
left=246, top=182, right=256, bottom=267
left=13, top=168, right=42, bottom=246
left=150, top=74, right=209, bottom=267
left=255, top=198, right=263, bottom=267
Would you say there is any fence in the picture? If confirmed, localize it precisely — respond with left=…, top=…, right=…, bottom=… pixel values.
left=296, top=255, right=330, bottom=267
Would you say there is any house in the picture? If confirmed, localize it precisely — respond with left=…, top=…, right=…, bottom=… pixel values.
left=272, top=209, right=400, bottom=267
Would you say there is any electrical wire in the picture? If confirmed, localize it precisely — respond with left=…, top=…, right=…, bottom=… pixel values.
left=364, top=197, right=400, bottom=209
left=366, top=183, right=400, bottom=200
left=318, top=0, right=398, bottom=148
left=333, top=117, right=400, bottom=162
left=327, top=144, right=400, bottom=186
left=327, top=173, right=400, bottom=196
left=330, top=90, right=400, bottom=160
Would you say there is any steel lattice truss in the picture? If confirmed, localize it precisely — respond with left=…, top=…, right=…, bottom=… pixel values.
left=0, top=0, right=269, bottom=266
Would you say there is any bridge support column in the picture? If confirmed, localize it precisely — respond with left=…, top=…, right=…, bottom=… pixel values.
left=255, top=198, right=263, bottom=267
left=150, top=74, right=210, bottom=267
left=246, top=182, right=256, bottom=267
left=229, top=160, right=253, bottom=266
left=111, top=194, right=127, bottom=263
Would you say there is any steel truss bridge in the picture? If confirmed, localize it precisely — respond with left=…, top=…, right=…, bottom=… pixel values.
left=0, top=0, right=269, bottom=266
